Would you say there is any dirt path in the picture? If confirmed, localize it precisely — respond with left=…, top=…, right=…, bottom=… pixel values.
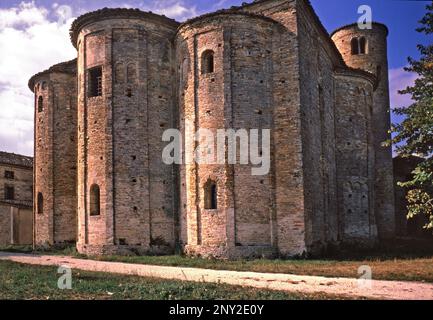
left=0, top=251, right=432, bottom=300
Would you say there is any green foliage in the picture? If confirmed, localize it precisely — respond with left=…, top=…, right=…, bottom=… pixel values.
left=392, top=2, right=433, bottom=228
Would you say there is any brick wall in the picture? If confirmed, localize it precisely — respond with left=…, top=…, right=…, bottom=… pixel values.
left=75, top=16, right=178, bottom=255
left=334, top=73, right=377, bottom=244
left=33, top=62, right=77, bottom=246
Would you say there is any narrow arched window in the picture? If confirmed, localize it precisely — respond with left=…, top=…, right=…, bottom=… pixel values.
left=127, top=63, right=137, bottom=83
left=180, top=58, right=188, bottom=86
left=376, top=65, right=382, bottom=78
left=351, top=38, right=359, bottom=55
left=38, top=96, right=43, bottom=113
left=359, top=37, right=367, bottom=54
left=37, top=192, right=43, bottom=214
left=204, top=179, right=217, bottom=209
left=201, top=50, right=214, bottom=74
left=115, top=63, right=125, bottom=84
left=90, top=184, right=100, bottom=216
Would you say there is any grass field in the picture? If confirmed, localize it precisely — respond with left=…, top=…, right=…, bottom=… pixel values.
left=2, top=245, right=433, bottom=283
left=0, top=260, right=348, bottom=300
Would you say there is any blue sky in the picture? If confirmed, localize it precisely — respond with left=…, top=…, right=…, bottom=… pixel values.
left=0, top=0, right=429, bottom=156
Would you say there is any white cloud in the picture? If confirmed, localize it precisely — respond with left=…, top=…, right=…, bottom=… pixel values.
left=389, top=66, right=418, bottom=109
left=0, top=2, right=76, bottom=156
left=155, top=3, right=194, bottom=18
left=0, top=1, right=199, bottom=157
left=139, top=0, right=198, bottom=21
left=0, top=1, right=48, bottom=29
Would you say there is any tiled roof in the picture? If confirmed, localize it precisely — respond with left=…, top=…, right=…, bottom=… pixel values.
left=0, top=151, right=33, bottom=168
left=0, top=199, right=32, bottom=209
left=69, top=8, right=179, bottom=48
left=28, top=59, right=77, bottom=92
left=330, top=22, right=389, bottom=37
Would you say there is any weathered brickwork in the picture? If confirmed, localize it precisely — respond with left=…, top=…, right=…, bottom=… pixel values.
left=334, top=73, right=377, bottom=245
left=72, top=13, right=178, bottom=255
left=29, top=60, right=78, bottom=246
left=177, top=13, right=282, bottom=258
left=331, top=23, right=395, bottom=240
left=30, top=0, right=396, bottom=258
left=241, top=0, right=308, bottom=257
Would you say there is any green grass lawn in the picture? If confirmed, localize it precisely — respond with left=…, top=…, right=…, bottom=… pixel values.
left=0, top=260, right=347, bottom=300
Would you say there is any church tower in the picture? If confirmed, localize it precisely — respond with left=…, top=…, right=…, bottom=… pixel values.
left=331, top=22, right=395, bottom=239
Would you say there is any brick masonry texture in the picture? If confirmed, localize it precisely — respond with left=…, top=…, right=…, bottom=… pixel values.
left=29, top=0, right=396, bottom=258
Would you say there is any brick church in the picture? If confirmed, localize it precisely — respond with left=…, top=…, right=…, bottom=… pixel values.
left=29, top=0, right=395, bottom=258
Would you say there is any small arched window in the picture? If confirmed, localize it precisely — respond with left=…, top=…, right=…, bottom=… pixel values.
left=38, top=96, right=43, bottom=113
left=201, top=50, right=214, bottom=74
left=127, top=63, right=137, bottom=83
left=204, top=179, right=217, bottom=210
left=90, top=184, right=100, bottom=216
left=359, top=37, right=367, bottom=54
left=37, top=192, right=43, bottom=214
left=351, top=38, right=359, bottom=55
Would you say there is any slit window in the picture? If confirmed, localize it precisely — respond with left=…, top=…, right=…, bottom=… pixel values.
left=90, top=184, right=101, bottom=216
left=38, top=96, right=44, bottom=113
left=376, top=65, right=382, bottom=78
left=5, top=186, right=14, bottom=200
left=88, top=66, right=103, bottom=98
left=115, top=63, right=125, bottom=84
left=201, top=50, right=215, bottom=74
left=127, top=64, right=137, bottom=83
left=359, top=37, right=367, bottom=54
left=37, top=192, right=43, bottom=214
left=351, top=38, right=359, bottom=55
left=204, top=179, right=217, bottom=210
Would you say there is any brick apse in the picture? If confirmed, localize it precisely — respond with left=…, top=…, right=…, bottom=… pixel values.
left=29, top=0, right=395, bottom=258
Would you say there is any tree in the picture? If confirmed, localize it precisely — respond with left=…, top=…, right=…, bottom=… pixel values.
left=391, top=2, right=433, bottom=228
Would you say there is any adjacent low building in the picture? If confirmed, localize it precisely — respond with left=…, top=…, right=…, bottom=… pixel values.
left=0, top=151, right=33, bottom=246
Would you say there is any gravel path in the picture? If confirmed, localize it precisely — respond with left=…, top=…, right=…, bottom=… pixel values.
left=1, top=251, right=432, bottom=300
